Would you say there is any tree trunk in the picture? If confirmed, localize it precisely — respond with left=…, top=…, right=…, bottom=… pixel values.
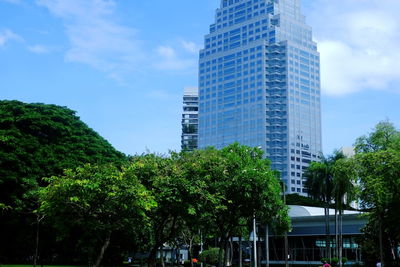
left=190, top=238, right=193, bottom=267
left=160, top=246, right=165, bottom=267
left=223, top=238, right=229, bottom=267
left=218, top=238, right=224, bottom=267
left=34, top=216, right=40, bottom=267
left=239, top=236, right=242, bottom=267
left=284, top=232, right=289, bottom=267
left=265, top=225, right=269, bottom=267
left=92, top=233, right=111, bottom=267
left=379, top=215, right=385, bottom=267
left=34, top=215, right=45, bottom=267
left=335, top=208, right=338, bottom=258
left=257, top=235, right=261, bottom=267
left=339, top=209, right=343, bottom=267
left=148, top=244, right=162, bottom=267
left=324, top=205, right=331, bottom=261
left=230, top=237, right=234, bottom=266
left=219, top=234, right=229, bottom=267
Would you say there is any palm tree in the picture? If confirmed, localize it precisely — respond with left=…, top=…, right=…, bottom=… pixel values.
left=333, top=157, right=357, bottom=267
left=304, top=158, right=334, bottom=261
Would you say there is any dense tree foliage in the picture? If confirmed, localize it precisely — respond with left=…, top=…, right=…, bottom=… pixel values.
left=128, top=144, right=290, bottom=267
left=0, top=100, right=126, bottom=263
left=332, top=157, right=357, bottom=267
left=129, top=153, right=201, bottom=267
left=303, top=156, right=335, bottom=260
left=39, top=164, right=156, bottom=267
left=355, top=121, right=400, bottom=266
left=0, top=102, right=289, bottom=267
left=355, top=121, right=400, bottom=153
left=178, top=144, right=290, bottom=266
left=0, top=100, right=125, bottom=207
left=303, top=151, right=357, bottom=264
left=299, top=121, right=400, bottom=266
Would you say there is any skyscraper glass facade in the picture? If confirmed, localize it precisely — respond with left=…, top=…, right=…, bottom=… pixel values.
left=198, top=0, right=322, bottom=194
left=181, top=87, right=199, bottom=151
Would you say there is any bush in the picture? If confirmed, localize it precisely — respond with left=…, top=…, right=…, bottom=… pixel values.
left=199, top=248, right=223, bottom=265
left=321, top=258, right=329, bottom=264
left=331, top=257, right=339, bottom=266
left=320, top=257, right=348, bottom=266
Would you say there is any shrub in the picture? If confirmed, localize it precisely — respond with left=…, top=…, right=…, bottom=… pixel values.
left=199, top=248, right=223, bottom=265
left=321, top=258, right=329, bottom=264
left=331, top=257, right=339, bottom=266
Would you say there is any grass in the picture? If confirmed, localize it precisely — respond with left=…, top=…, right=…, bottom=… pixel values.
left=0, top=265, right=82, bottom=267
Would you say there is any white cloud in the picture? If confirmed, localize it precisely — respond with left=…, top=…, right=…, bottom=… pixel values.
left=154, top=45, right=195, bottom=71
left=28, top=44, right=51, bottom=54
left=35, top=0, right=198, bottom=80
left=36, top=0, right=144, bottom=81
left=0, top=29, right=22, bottom=47
left=157, top=45, right=176, bottom=59
left=180, top=40, right=201, bottom=53
left=306, top=0, right=400, bottom=96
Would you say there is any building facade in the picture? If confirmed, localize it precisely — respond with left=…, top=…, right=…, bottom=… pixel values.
left=198, top=0, right=322, bottom=194
left=181, top=87, right=199, bottom=151
left=256, top=206, right=366, bottom=265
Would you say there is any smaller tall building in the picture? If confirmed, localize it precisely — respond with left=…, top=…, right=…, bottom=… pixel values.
left=181, top=87, right=199, bottom=151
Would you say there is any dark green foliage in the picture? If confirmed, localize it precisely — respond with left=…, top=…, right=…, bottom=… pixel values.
left=178, top=144, right=290, bottom=267
left=39, top=164, right=156, bottom=267
left=0, top=100, right=125, bottom=206
left=285, top=194, right=325, bottom=207
left=331, top=257, right=339, bottom=266
left=355, top=121, right=400, bottom=153
left=0, top=100, right=126, bottom=263
left=355, top=121, right=400, bottom=266
left=199, top=248, right=222, bottom=265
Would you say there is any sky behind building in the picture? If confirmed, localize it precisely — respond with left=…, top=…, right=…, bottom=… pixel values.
left=1, top=0, right=400, bottom=155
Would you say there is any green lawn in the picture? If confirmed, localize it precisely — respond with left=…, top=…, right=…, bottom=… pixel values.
left=0, top=265, right=82, bottom=267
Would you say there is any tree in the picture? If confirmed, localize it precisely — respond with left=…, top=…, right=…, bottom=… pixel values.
left=304, top=151, right=358, bottom=264
left=0, top=203, right=10, bottom=210
left=39, top=164, right=156, bottom=267
left=304, top=159, right=334, bottom=260
left=355, top=120, right=400, bottom=153
left=0, top=100, right=126, bottom=263
left=131, top=153, right=203, bottom=267
left=0, top=100, right=125, bottom=207
left=356, top=150, right=400, bottom=267
left=179, top=144, right=290, bottom=267
left=354, top=121, right=400, bottom=266
left=332, top=157, right=357, bottom=267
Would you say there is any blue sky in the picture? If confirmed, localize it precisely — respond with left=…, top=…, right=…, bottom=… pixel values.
left=1, top=0, right=399, bottom=156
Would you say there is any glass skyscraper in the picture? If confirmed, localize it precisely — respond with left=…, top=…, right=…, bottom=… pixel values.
left=198, top=0, right=322, bottom=194
left=181, top=87, right=199, bottom=151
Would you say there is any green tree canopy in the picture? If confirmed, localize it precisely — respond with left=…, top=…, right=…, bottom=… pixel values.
left=0, top=100, right=126, bottom=263
left=355, top=120, right=400, bottom=153
left=129, top=153, right=210, bottom=267
left=39, top=164, right=156, bottom=267
left=355, top=121, right=400, bottom=266
left=0, top=100, right=125, bottom=207
left=178, top=144, right=290, bottom=266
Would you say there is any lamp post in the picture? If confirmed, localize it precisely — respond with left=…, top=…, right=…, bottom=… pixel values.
left=253, top=215, right=257, bottom=267
left=283, top=182, right=289, bottom=267
left=265, top=224, right=269, bottom=267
